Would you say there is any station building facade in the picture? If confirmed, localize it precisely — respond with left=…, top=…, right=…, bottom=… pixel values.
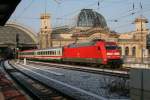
left=38, top=9, right=150, bottom=62
left=118, top=17, right=149, bottom=62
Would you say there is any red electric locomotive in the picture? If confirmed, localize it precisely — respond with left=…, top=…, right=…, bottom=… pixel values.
left=63, top=40, right=122, bottom=67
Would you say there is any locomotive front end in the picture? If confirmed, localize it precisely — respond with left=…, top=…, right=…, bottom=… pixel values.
left=106, top=42, right=123, bottom=68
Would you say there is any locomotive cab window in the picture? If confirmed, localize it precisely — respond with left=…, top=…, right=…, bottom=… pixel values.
left=106, top=45, right=118, bottom=50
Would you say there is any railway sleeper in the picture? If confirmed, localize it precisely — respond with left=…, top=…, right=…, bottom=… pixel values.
left=10, top=72, right=66, bottom=100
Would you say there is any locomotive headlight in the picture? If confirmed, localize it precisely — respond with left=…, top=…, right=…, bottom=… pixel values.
left=107, top=53, right=113, bottom=55
left=114, top=52, right=120, bottom=55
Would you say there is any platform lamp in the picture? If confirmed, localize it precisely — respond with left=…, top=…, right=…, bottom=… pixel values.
left=15, top=33, right=19, bottom=59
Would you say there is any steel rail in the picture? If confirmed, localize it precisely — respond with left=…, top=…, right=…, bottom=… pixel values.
left=2, top=60, right=74, bottom=100
left=27, top=60, right=129, bottom=79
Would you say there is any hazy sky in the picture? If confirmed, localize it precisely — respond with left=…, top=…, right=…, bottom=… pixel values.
left=8, top=0, right=150, bottom=34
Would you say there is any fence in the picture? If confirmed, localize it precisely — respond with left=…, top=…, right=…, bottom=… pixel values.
left=123, top=56, right=150, bottom=64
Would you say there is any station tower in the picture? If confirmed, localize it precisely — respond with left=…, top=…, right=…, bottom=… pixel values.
left=134, top=16, right=148, bottom=40
left=39, top=13, right=52, bottom=49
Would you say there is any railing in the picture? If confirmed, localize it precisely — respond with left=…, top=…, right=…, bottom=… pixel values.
left=123, top=56, right=150, bottom=64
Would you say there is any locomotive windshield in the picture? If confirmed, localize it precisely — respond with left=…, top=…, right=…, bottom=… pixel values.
left=106, top=45, right=118, bottom=50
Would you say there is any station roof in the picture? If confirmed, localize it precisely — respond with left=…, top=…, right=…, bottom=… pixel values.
left=0, top=0, right=21, bottom=26
left=0, top=26, right=36, bottom=47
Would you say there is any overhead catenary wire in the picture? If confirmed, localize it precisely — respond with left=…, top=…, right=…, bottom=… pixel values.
left=13, top=0, right=34, bottom=21
left=9, top=0, right=150, bottom=33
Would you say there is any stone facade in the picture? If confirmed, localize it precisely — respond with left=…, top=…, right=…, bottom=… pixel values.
left=118, top=16, right=149, bottom=62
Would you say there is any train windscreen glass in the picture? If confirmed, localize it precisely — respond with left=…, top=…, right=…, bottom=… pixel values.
left=106, top=45, right=118, bottom=50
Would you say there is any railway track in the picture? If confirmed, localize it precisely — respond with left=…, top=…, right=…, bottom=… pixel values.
left=2, top=60, right=74, bottom=100
left=25, top=60, right=129, bottom=79
left=9, top=60, right=130, bottom=100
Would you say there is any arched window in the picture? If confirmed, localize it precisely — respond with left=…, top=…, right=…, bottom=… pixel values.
left=125, top=47, right=129, bottom=56
left=148, top=49, right=150, bottom=57
left=119, top=47, right=122, bottom=55
left=132, top=47, right=136, bottom=57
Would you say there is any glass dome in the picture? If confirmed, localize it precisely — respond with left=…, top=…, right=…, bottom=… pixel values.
left=77, top=9, right=107, bottom=28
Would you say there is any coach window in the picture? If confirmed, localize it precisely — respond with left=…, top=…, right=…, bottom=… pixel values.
left=56, top=50, right=57, bottom=55
left=55, top=51, right=57, bottom=55
left=56, top=50, right=58, bottom=55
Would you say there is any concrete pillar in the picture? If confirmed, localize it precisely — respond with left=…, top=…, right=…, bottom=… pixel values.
left=130, top=68, right=150, bottom=100
left=23, top=58, right=26, bottom=65
left=129, top=45, right=132, bottom=56
left=143, top=48, right=148, bottom=58
left=136, top=46, right=142, bottom=58
left=122, top=46, right=125, bottom=56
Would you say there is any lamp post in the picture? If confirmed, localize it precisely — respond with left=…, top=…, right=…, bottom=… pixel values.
left=140, top=17, right=143, bottom=64
left=16, top=34, right=19, bottom=59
